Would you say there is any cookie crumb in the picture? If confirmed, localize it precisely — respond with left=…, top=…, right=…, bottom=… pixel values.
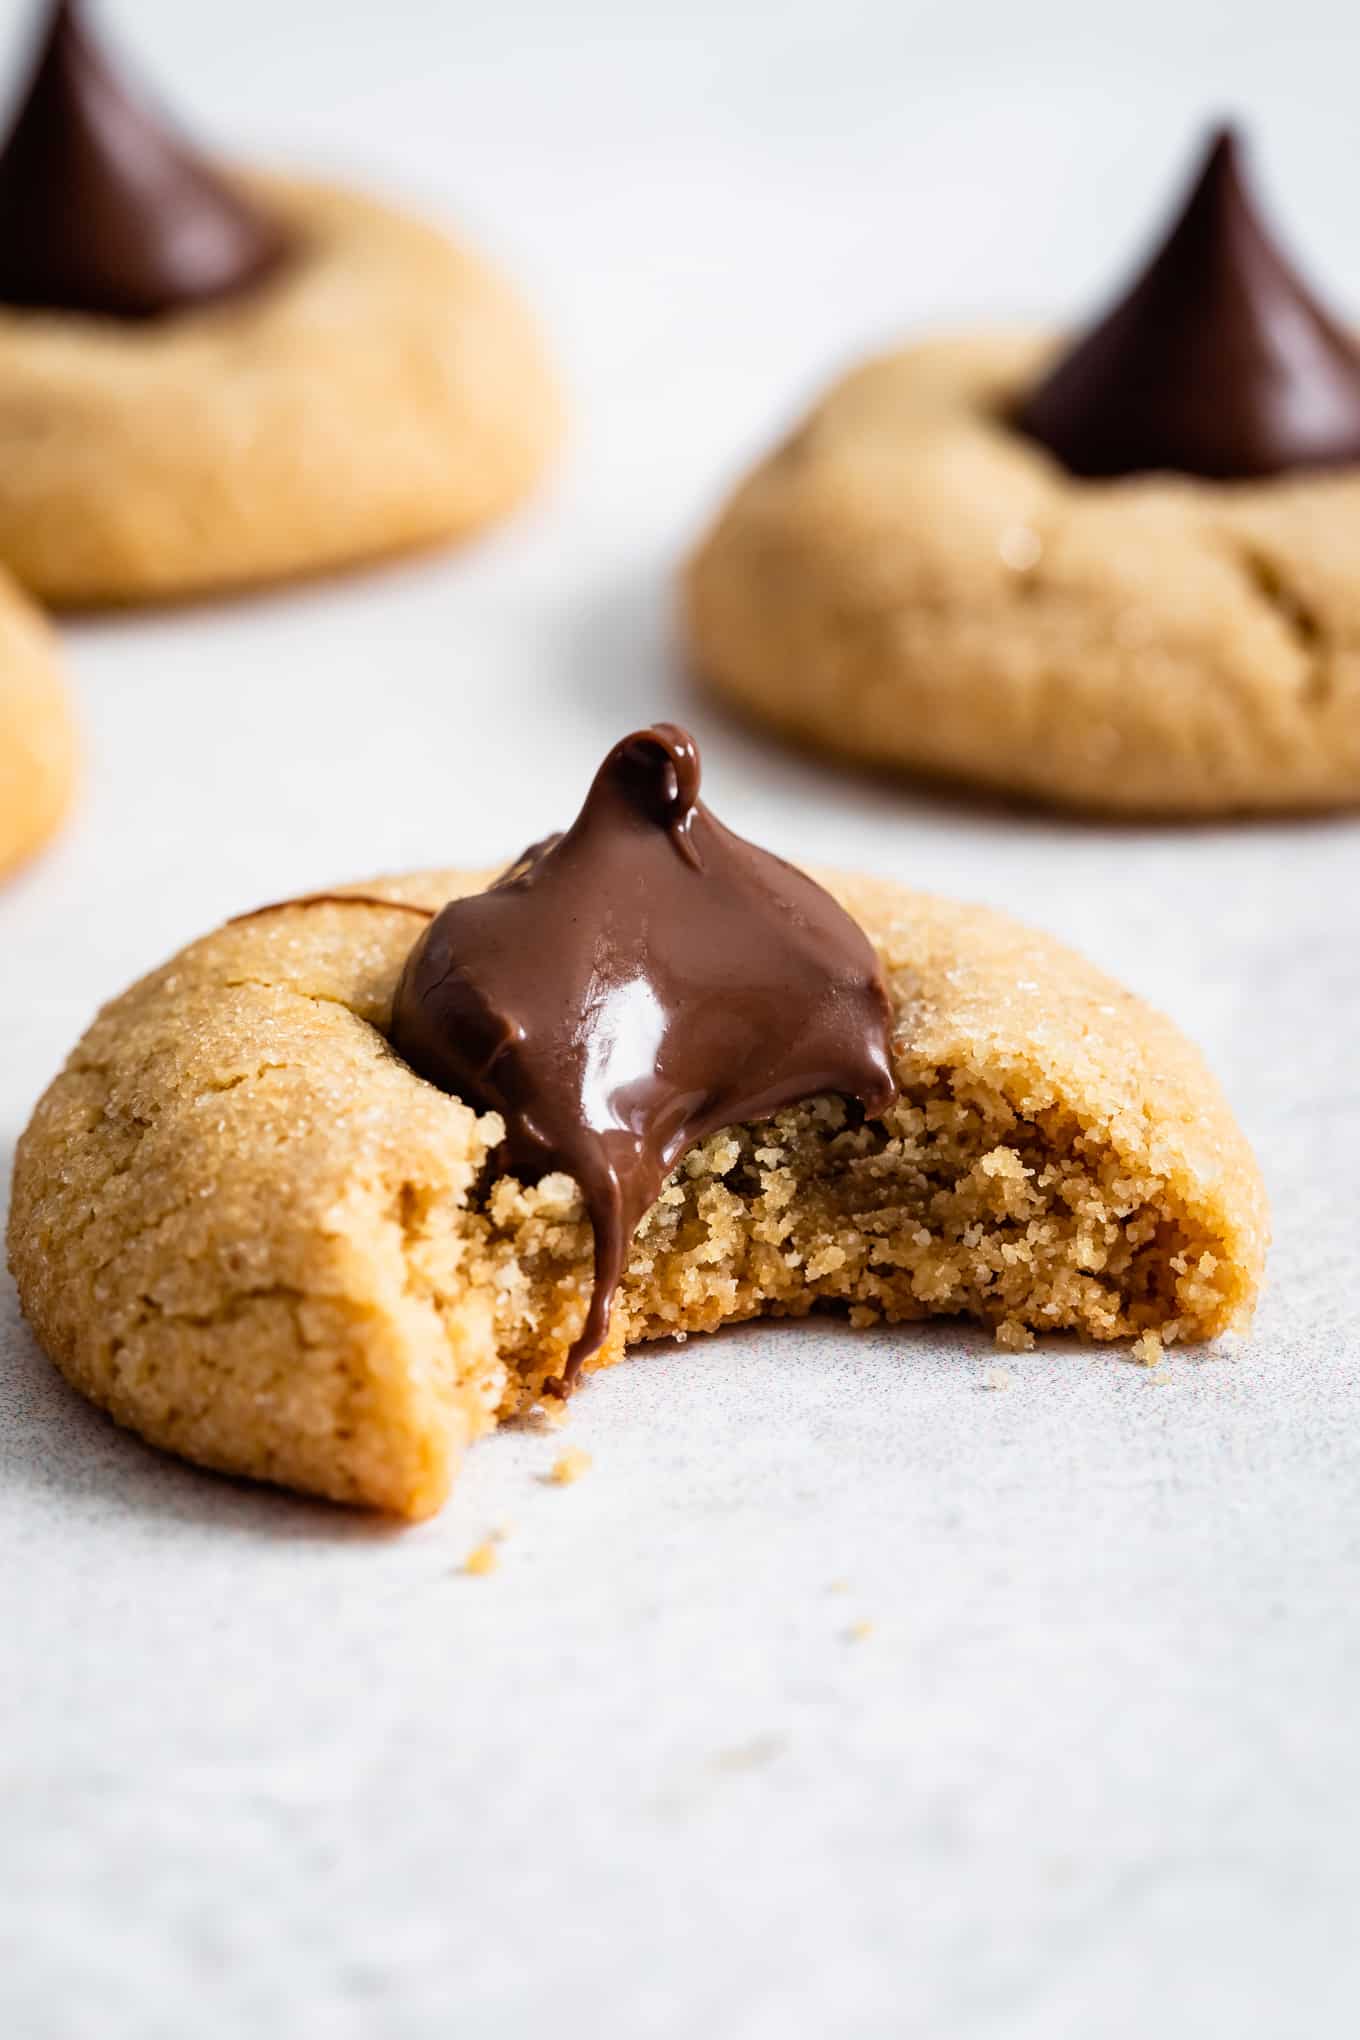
left=463, top=1540, right=499, bottom=1577
left=549, top=1448, right=593, bottom=1486
left=846, top=1620, right=874, bottom=1643
left=712, top=1734, right=784, bottom=1773
left=983, top=1364, right=1012, bottom=1391
left=530, top=1397, right=571, bottom=1431
left=994, top=1319, right=1034, bottom=1354
left=828, top=1579, right=850, bottom=1595
left=1133, top=1329, right=1165, bottom=1367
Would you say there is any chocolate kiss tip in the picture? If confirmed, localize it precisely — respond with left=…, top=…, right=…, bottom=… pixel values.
left=606, top=723, right=703, bottom=822
left=0, top=0, right=292, bottom=320
left=1202, top=122, right=1241, bottom=166
left=1016, top=123, right=1360, bottom=482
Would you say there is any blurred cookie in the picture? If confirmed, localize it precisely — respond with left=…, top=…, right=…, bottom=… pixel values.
left=0, top=4, right=560, bottom=605
left=0, top=566, right=75, bottom=880
left=686, top=130, right=1360, bottom=815
left=9, top=732, right=1265, bottom=1517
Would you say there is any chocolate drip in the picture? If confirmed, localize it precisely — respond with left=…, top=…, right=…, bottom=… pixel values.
left=1017, top=126, right=1360, bottom=481
left=0, top=1, right=291, bottom=319
left=390, top=725, right=898, bottom=1386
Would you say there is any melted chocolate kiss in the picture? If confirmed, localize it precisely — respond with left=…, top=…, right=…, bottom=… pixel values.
left=0, top=0, right=291, bottom=319
left=1017, top=126, right=1360, bottom=481
left=390, top=725, right=898, bottom=1387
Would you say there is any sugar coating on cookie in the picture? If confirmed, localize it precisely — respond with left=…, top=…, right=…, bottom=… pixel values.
left=7, top=871, right=1267, bottom=1518
left=0, top=566, right=76, bottom=880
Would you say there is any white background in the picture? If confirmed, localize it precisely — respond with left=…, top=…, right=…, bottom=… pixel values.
left=2, top=2, right=1359, bottom=2033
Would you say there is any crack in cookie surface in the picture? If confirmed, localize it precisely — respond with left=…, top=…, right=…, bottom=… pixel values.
left=1216, top=535, right=1332, bottom=709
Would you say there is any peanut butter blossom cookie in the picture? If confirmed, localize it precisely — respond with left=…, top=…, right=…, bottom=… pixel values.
left=687, top=127, right=1360, bottom=815
left=0, top=566, right=76, bottom=880
left=0, top=2, right=560, bottom=605
left=9, top=727, right=1266, bottom=1517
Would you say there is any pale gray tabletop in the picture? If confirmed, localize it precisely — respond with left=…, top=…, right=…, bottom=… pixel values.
left=3, top=2, right=1359, bottom=2034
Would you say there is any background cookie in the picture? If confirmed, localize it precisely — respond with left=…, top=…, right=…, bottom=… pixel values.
left=685, top=333, right=1360, bottom=816
left=0, top=565, right=75, bottom=879
left=0, top=176, right=561, bottom=606
left=0, top=4, right=561, bottom=606
left=8, top=873, right=1266, bottom=1517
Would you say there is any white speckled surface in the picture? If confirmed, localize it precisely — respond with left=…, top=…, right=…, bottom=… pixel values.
left=3, top=2, right=1359, bottom=2032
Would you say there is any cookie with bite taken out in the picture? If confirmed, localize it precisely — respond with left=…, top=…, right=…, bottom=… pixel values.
left=8, top=727, right=1266, bottom=1516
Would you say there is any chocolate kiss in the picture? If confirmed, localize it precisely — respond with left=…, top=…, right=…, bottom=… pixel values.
left=1017, top=126, right=1360, bottom=481
left=0, top=0, right=291, bottom=319
left=389, top=725, right=898, bottom=1388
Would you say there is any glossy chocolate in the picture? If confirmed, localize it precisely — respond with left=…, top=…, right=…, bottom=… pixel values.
left=1017, top=126, right=1360, bottom=481
left=390, top=725, right=898, bottom=1386
left=0, top=0, right=291, bottom=320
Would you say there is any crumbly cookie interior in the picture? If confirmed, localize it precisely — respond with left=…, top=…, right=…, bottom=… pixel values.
left=458, top=1069, right=1242, bottom=1416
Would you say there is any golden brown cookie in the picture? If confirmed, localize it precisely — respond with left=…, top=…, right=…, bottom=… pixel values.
left=0, top=565, right=76, bottom=879
left=0, top=176, right=561, bottom=607
left=685, top=333, right=1360, bottom=815
left=7, top=870, right=1266, bottom=1517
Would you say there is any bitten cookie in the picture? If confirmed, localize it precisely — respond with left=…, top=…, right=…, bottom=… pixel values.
left=685, top=132, right=1360, bottom=815
left=0, top=566, right=76, bottom=880
left=0, top=5, right=560, bottom=606
left=9, top=863, right=1266, bottom=1518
